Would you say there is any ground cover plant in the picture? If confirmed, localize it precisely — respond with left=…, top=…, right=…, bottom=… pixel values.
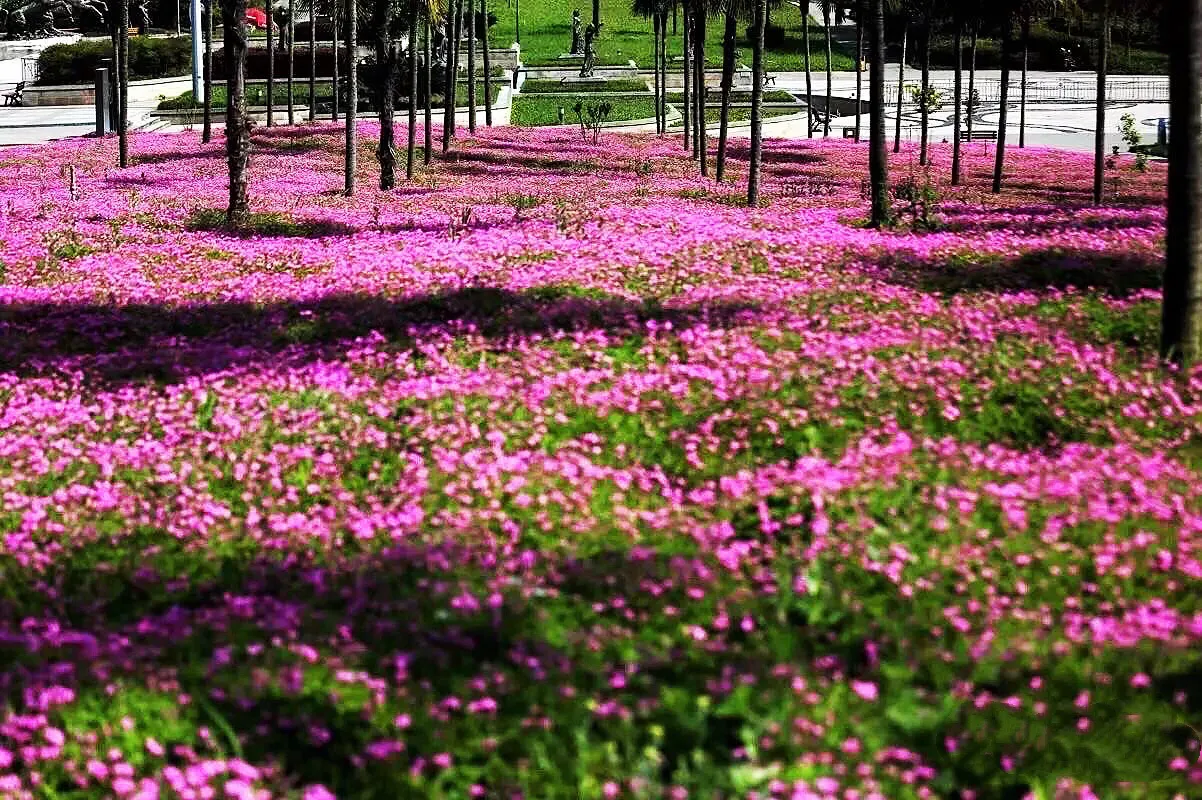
left=0, top=123, right=1198, bottom=800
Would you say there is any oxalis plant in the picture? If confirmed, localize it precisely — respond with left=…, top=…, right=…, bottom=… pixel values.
left=573, top=100, right=613, bottom=145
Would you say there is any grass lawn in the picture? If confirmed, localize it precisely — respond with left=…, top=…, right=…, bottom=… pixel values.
left=520, top=78, right=651, bottom=93
left=496, top=0, right=855, bottom=70
left=159, top=82, right=501, bottom=111
left=510, top=93, right=655, bottom=125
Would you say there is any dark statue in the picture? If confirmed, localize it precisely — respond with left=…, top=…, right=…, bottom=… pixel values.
left=579, top=21, right=598, bottom=78
left=569, top=9, right=582, bottom=55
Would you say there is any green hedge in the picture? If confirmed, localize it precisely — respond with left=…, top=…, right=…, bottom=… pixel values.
left=37, top=37, right=192, bottom=86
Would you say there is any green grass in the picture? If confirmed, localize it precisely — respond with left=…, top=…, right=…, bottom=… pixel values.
left=511, top=94, right=657, bottom=126
left=158, top=82, right=500, bottom=111
left=501, top=2, right=855, bottom=70
left=520, top=78, right=651, bottom=93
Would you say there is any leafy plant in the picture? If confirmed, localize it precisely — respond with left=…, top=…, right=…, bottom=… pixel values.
left=572, top=100, right=613, bottom=144
left=1118, top=113, right=1149, bottom=172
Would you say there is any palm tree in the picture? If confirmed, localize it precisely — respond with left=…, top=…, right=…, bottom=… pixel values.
left=692, top=0, right=707, bottom=172
left=222, top=0, right=250, bottom=221
left=345, top=0, right=357, bottom=194
left=821, top=0, right=832, bottom=137
left=918, top=2, right=931, bottom=165
left=1161, top=0, right=1202, bottom=364
left=1018, top=6, right=1029, bottom=146
left=424, top=14, right=433, bottom=161
left=715, top=0, right=739, bottom=180
left=966, top=15, right=977, bottom=139
left=991, top=13, right=1013, bottom=193
left=653, top=10, right=663, bottom=133
left=802, top=6, right=812, bottom=137
left=442, top=4, right=456, bottom=152
left=466, top=0, right=476, bottom=133
left=373, top=0, right=399, bottom=189
left=117, top=0, right=129, bottom=167
left=683, top=2, right=691, bottom=151
left=1092, top=0, right=1109, bottom=204
left=868, top=0, right=889, bottom=225
left=407, top=0, right=417, bottom=179
left=267, top=0, right=275, bottom=126
left=482, top=0, right=492, bottom=125
left=203, top=0, right=214, bottom=142
left=331, top=0, right=340, bottom=120
left=746, top=0, right=765, bottom=205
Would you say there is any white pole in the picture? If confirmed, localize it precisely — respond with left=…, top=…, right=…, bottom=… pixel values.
left=191, top=0, right=203, bottom=96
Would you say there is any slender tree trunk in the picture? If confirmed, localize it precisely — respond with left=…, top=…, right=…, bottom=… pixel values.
left=661, top=12, right=669, bottom=133
left=854, top=0, right=862, bottom=142
left=893, top=24, right=905, bottom=152
left=332, top=0, right=340, bottom=119
left=267, top=1, right=275, bottom=126
left=424, top=15, right=432, bottom=162
left=308, top=0, right=316, bottom=120
left=592, top=0, right=598, bottom=29
left=694, top=6, right=706, bottom=172
left=716, top=6, right=735, bottom=181
left=407, top=0, right=417, bottom=179
left=345, top=0, right=357, bottom=194
left=868, top=0, right=887, bottom=226
left=451, top=0, right=462, bottom=124
left=222, top=0, right=249, bottom=221
left=482, top=0, right=492, bottom=125
left=747, top=0, right=765, bottom=206
left=117, top=0, right=129, bottom=167
left=687, top=3, right=697, bottom=151
left=287, top=0, right=295, bottom=124
left=803, top=9, right=812, bottom=137
left=1019, top=14, right=1028, bottom=148
left=919, top=15, right=929, bottom=165
left=1161, top=0, right=1202, bottom=364
left=203, top=0, right=213, bottom=142
left=991, top=19, right=1012, bottom=193
left=951, top=17, right=962, bottom=185
left=1093, top=2, right=1109, bottom=205
left=467, top=0, right=476, bottom=132
left=822, top=1, right=832, bottom=137
left=442, top=7, right=455, bottom=151
left=375, top=0, right=397, bottom=190
left=967, top=21, right=976, bottom=139
left=653, top=12, right=662, bottom=134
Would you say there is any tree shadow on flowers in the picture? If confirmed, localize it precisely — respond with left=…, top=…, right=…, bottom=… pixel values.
left=871, top=246, right=1164, bottom=298
left=0, top=286, right=763, bottom=386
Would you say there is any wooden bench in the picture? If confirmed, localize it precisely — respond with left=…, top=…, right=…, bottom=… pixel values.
left=2, top=81, right=25, bottom=107
left=963, top=129, right=998, bottom=141
left=762, top=74, right=775, bottom=88
left=810, top=110, right=829, bottom=134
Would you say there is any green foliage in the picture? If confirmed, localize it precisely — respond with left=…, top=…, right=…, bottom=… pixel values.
left=37, top=36, right=192, bottom=85
left=1118, top=114, right=1150, bottom=172
left=520, top=78, right=650, bottom=93
left=890, top=167, right=941, bottom=231
left=511, top=95, right=654, bottom=127
left=573, top=99, right=614, bottom=143
left=907, top=84, right=945, bottom=114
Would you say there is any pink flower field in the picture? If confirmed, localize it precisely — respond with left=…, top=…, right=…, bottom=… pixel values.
left=0, top=124, right=1198, bottom=799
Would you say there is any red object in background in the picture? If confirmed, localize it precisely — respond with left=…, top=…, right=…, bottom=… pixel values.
left=245, top=8, right=268, bottom=28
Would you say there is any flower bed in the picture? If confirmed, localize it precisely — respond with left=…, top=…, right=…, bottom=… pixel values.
left=0, top=126, right=1196, bottom=799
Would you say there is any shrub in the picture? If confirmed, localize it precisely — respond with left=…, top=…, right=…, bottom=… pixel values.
left=37, top=37, right=192, bottom=85
left=746, top=23, right=786, bottom=49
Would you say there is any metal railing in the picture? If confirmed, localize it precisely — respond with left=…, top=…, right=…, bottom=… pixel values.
left=883, top=76, right=1169, bottom=105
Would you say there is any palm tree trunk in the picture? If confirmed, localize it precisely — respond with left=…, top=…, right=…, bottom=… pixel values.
left=1093, top=1, right=1109, bottom=205
left=452, top=0, right=463, bottom=121
left=919, top=15, right=929, bottom=165
left=1019, top=14, right=1028, bottom=148
left=991, top=19, right=1012, bottom=193
left=1161, top=0, right=1202, bottom=364
left=868, top=0, right=887, bottom=226
left=966, top=21, right=976, bottom=139
left=482, top=0, right=492, bottom=125
left=893, top=23, right=905, bottom=152
left=222, top=0, right=250, bottom=221
left=822, top=0, right=832, bottom=137
left=716, top=6, right=735, bottom=181
left=442, top=7, right=456, bottom=151
left=951, top=16, right=962, bottom=185
left=424, top=14, right=432, bottom=162
left=267, top=1, right=275, bottom=126
left=287, top=0, right=295, bottom=124
left=747, top=0, right=765, bottom=206
left=854, top=0, right=862, bottom=142
left=467, top=0, right=476, bottom=132
left=660, top=12, right=669, bottom=132
left=203, top=0, right=213, bottom=142
left=803, top=9, right=812, bottom=137
left=687, top=3, right=697, bottom=151
left=407, top=0, right=417, bottom=179
left=653, top=12, right=662, bottom=134
left=375, top=0, right=397, bottom=190
left=117, top=0, right=129, bottom=167
left=694, top=6, right=706, bottom=172
left=345, top=0, right=357, bottom=194
left=332, top=0, right=340, bottom=120
left=308, top=0, right=316, bottom=120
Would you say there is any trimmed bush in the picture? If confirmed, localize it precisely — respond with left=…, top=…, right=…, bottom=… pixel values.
left=36, top=37, right=192, bottom=85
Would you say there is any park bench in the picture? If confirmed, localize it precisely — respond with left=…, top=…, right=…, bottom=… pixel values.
left=2, top=81, right=25, bottom=107
left=842, top=126, right=856, bottom=139
left=963, top=129, right=998, bottom=141
left=810, top=110, right=830, bottom=134
left=762, top=74, right=776, bottom=89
